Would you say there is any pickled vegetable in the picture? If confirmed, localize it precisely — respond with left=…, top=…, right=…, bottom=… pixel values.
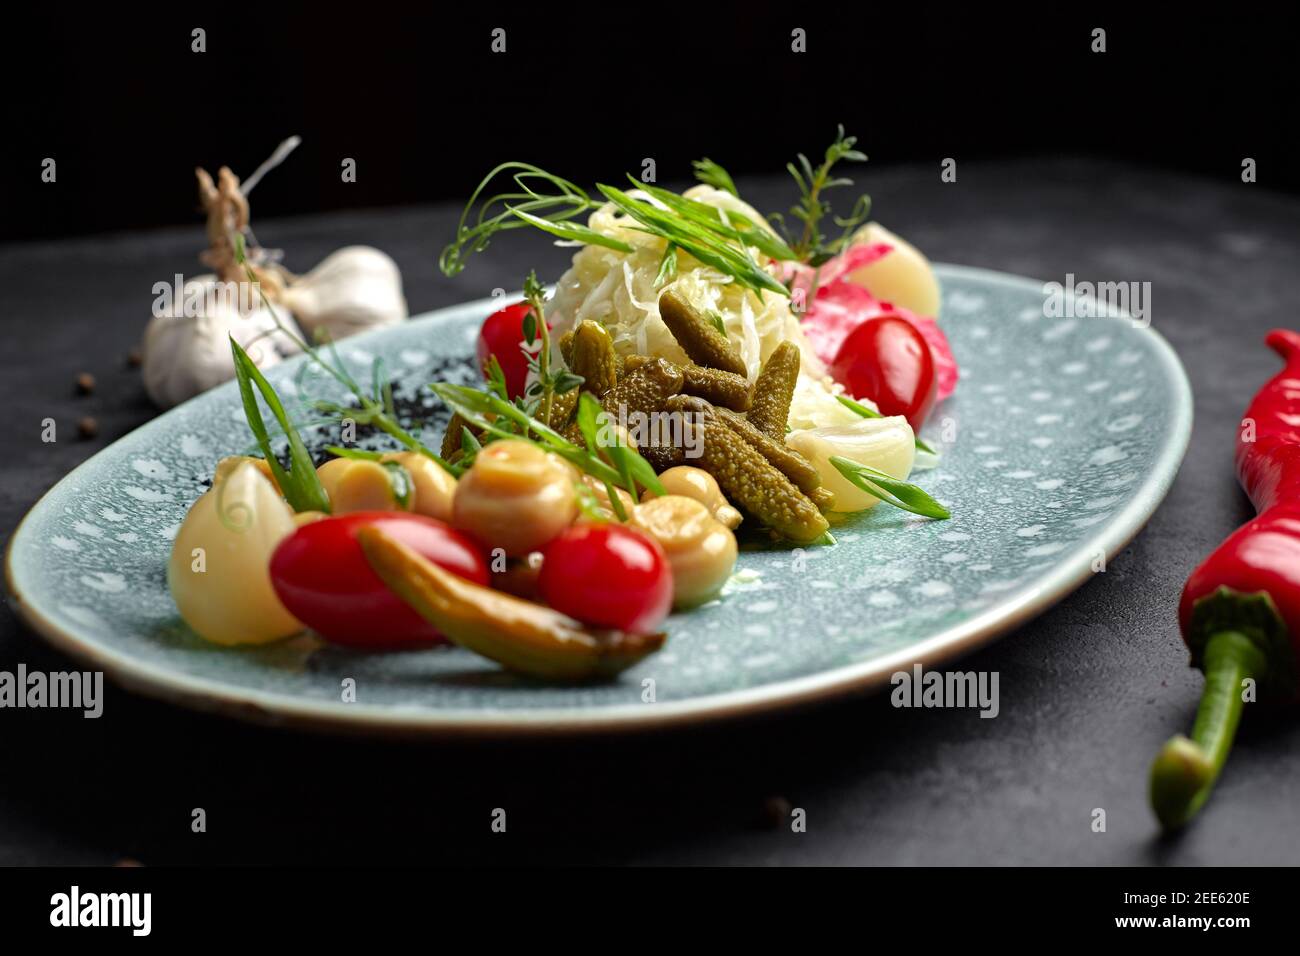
left=441, top=412, right=474, bottom=460
left=747, top=341, right=800, bottom=439
left=317, top=457, right=413, bottom=514
left=602, top=356, right=684, bottom=420
left=168, top=461, right=302, bottom=645
left=658, top=290, right=747, bottom=376
left=357, top=526, right=665, bottom=680
left=452, top=439, right=578, bottom=556
left=630, top=495, right=738, bottom=608
left=649, top=466, right=743, bottom=529
left=382, top=451, right=456, bottom=522
left=680, top=364, right=752, bottom=411
left=667, top=396, right=829, bottom=544
left=786, top=417, right=916, bottom=512
left=715, top=407, right=821, bottom=495
left=570, top=320, right=621, bottom=398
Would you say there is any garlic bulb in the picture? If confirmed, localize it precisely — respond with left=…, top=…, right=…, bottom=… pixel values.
left=280, top=246, right=407, bottom=340
left=142, top=274, right=304, bottom=409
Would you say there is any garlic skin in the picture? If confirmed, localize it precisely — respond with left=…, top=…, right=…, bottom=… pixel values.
left=280, top=246, right=407, bottom=340
left=142, top=274, right=304, bottom=409
left=167, top=461, right=302, bottom=646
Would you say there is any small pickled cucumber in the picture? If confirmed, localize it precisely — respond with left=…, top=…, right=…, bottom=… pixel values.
left=548, top=386, right=579, bottom=431
left=571, top=320, right=620, bottom=398
left=658, top=291, right=747, bottom=376
left=357, top=527, right=664, bottom=680
left=681, top=364, right=752, bottom=411
left=602, top=357, right=684, bottom=420
left=441, top=412, right=475, bottom=460
left=666, top=396, right=828, bottom=544
left=715, top=407, right=821, bottom=495
left=747, top=341, right=800, bottom=439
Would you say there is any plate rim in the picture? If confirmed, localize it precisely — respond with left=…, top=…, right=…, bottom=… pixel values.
left=4, top=264, right=1194, bottom=737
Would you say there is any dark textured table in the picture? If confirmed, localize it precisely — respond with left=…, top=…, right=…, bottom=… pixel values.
left=3, top=159, right=1298, bottom=865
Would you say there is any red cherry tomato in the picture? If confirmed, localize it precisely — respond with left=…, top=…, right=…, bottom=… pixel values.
left=477, top=301, right=544, bottom=399
left=270, top=512, right=488, bottom=649
left=829, top=315, right=938, bottom=429
left=538, top=524, right=673, bottom=633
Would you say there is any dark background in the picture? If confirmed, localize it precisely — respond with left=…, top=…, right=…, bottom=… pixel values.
left=1, top=8, right=1295, bottom=243
left=2, top=8, right=1299, bottom=868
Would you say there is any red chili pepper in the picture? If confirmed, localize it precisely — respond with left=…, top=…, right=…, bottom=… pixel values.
left=1150, top=329, right=1300, bottom=828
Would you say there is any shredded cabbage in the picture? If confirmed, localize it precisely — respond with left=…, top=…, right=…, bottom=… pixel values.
left=547, top=185, right=856, bottom=428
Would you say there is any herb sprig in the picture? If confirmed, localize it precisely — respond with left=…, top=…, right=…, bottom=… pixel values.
left=829, top=456, right=950, bottom=520
left=440, top=165, right=797, bottom=299
left=230, top=236, right=456, bottom=499
left=771, top=125, right=871, bottom=266
left=430, top=383, right=665, bottom=503
left=520, top=271, right=582, bottom=426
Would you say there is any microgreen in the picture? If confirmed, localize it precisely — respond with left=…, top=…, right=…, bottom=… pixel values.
left=230, top=234, right=455, bottom=479
left=439, top=162, right=609, bottom=277
left=441, top=162, right=791, bottom=300
left=230, top=339, right=330, bottom=514
left=692, top=157, right=738, bottom=196
left=655, top=243, right=678, bottom=288
left=829, top=456, right=950, bottom=520
left=598, top=183, right=788, bottom=298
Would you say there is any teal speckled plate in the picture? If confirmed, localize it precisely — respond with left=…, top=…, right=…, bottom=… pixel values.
left=5, top=266, right=1192, bottom=735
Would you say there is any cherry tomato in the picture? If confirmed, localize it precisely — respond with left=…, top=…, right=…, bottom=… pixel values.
left=269, top=512, right=488, bottom=649
left=538, top=524, right=673, bottom=633
left=829, top=315, right=938, bottom=429
left=477, top=301, right=544, bottom=399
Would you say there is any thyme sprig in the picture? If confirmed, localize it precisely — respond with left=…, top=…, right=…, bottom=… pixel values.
left=519, top=271, right=581, bottom=426
left=771, top=125, right=872, bottom=266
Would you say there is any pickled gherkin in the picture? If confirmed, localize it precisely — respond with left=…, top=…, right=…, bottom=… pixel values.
left=810, top=487, right=836, bottom=512
left=715, top=407, right=821, bottom=494
left=658, top=290, right=747, bottom=376
left=558, top=330, right=575, bottom=368
left=570, top=320, right=620, bottom=398
left=599, top=357, right=685, bottom=469
left=747, top=341, right=800, bottom=439
left=681, top=365, right=752, bottom=411
left=602, top=357, right=684, bottom=420
left=441, top=412, right=475, bottom=460
left=548, top=386, right=579, bottom=431
left=666, top=396, right=829, bottom=545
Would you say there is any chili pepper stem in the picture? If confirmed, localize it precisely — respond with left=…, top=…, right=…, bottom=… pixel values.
left=1149, top=630, right=1266, bottom=830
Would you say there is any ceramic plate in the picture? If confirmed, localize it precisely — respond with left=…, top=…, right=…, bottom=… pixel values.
left=5, top=266, right=1192, bottom=735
